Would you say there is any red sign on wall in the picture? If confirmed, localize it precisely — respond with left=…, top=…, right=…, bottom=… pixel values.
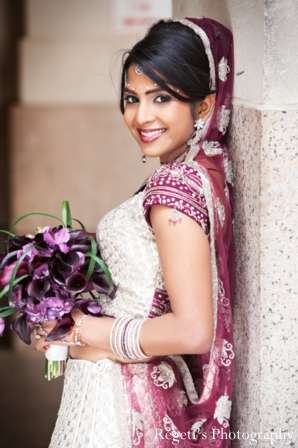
left=109, top=0, right=172, bottom=38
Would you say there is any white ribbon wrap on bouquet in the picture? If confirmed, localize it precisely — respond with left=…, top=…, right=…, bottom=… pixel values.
left=45, top=345, right=68, bottom=361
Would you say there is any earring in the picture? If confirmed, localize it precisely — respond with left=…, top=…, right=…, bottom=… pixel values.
left=187, top=118, right=205, bottom=146
left=142, top=154, right=147, bottom=163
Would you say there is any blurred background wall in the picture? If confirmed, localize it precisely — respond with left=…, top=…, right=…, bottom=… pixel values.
left=0, top=0, right=24, bottom=249
left=1, top=1, right=165, bottom=446
left=11, top=0, right=161, bottom=236
left=0, top=1, right=24, bottom=349
left=1, top=1, right=298, bottom=447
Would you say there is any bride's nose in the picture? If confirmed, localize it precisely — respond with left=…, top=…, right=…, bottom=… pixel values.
left=135, top=99, right=155, bottom=125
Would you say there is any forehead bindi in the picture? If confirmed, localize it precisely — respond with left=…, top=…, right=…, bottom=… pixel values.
left=125, top=66, right=160, bottom=94
left=125, top=65, right=183, bottom=96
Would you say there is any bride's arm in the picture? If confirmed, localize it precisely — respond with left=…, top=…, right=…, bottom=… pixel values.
left=140, top=204, right=213, bottom=355
left=35, top=204, right=213, bottom=358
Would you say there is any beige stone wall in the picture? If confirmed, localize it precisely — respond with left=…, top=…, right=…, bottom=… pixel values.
left=228, top=105, right=262, bottom=438
left=229, top=107, right=298, bottom=443
left=259, top=110, right=298, bottom=434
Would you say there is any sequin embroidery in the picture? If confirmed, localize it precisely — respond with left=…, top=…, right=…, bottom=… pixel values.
left=143, top=163, right=209, bottom=234
left=214, top=395, right=232, bottom=428
left=218, top=106, right=231, bottom=135
left=218, top=57, right=230, bottom=82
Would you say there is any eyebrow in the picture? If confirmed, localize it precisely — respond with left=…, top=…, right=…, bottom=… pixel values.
left=124, top=87, right=164, bottom=95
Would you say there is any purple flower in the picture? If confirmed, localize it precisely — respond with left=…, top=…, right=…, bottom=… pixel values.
left=50, top=282, right=74, bottom=301
left=0, top=318, right=5, bottom=336
left=0, top=260, right=18, bottom=287
left=11, top=314, right=32, bottom=345
left=13, top=284, right=28, bottom=311
left=17, top=242, right=35, bottom=259
left=76, top=299, right=102, bottom=316
left=33, top=263, right=50, bottom=279
left=0, top=250, right=18, bottom=270
left=24, top=293, right=74, bottom=323
left=42, top=227, right=70, bottom=253
left=0, top=222, right=115, bottom=343
left=65, top=273, right=88, bottom=293
left=24, top=298, right=46, bottom=323
left=27, top=279, right=51, bottom=301
left=45, top=312, right=74, bottom=342
left=0, top=260, right=28, bottom=288
left=44, top=296, right=73, bottom=321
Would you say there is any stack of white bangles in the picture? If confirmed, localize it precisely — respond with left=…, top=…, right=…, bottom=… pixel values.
left=110, top=316, right=150, bottom=360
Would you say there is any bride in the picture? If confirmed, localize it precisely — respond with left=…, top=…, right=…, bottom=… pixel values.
left=34, top=17, right=235, bottom=448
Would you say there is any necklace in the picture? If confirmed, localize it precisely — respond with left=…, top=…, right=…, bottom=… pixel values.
left=160, top=146, right=190, bottom=166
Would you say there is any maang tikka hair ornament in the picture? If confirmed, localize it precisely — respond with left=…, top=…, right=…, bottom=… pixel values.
left=135, top=65, right=143, bottom=75
left=187, top=118, right=205, bottom=146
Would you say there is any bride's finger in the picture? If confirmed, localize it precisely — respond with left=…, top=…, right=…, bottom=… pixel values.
left=35, top=336, right=49, bottom=351
left=41, top=345, right=50, bottom=352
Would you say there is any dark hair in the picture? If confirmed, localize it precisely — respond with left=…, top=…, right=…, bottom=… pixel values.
left=120, top=20, right=216, bottom=114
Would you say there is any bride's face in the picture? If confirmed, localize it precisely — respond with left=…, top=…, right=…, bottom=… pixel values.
left=123, top=65, right=195, bottom=164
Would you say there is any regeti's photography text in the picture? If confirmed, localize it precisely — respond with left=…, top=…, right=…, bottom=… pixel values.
left=155, top=427, right=294, bottom=446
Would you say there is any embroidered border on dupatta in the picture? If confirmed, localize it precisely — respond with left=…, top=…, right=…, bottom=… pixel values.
left=184, top=149, right=220, bottom=404
left=164, top=18, right=216, bottom=90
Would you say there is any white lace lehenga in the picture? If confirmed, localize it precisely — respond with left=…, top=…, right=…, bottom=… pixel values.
left=49, top=164, right=212, bottom=448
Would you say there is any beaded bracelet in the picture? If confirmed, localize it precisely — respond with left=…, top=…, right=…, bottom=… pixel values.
left=110, top=316, right=150, bottom=360
left=61, top=314, right=89, bottom=346
left=34, top=323, right=49, bottom=340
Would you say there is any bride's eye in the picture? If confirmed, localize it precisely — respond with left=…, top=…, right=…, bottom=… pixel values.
left=155, top=94, right=171, bottom=103
left=124, top=95, right=138, bottom=104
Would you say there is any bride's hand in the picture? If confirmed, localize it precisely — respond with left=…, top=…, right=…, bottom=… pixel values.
left=31, top=308, right=87, bottom=353
left=32, top=318, right=76, bottom=352
left=30, top=320, right=56, bottom=352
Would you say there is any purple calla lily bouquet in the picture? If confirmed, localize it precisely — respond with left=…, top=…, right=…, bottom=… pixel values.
left=0, top=201, right=115, bottom=380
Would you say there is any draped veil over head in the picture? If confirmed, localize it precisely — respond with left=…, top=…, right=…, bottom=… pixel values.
left=159, top=17, right=235, bottom=446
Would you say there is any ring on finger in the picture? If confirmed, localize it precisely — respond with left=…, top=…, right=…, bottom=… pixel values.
left=35, top=322, right=49, bottom=336
left=34, top=326, right=42, bottom=340
left=34, top=323, right=49, bottom=340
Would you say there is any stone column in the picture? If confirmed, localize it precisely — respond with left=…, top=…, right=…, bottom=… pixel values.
left=0, top=0, right=23, bottom=235
left=173, top=1, right=298, bottom=446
